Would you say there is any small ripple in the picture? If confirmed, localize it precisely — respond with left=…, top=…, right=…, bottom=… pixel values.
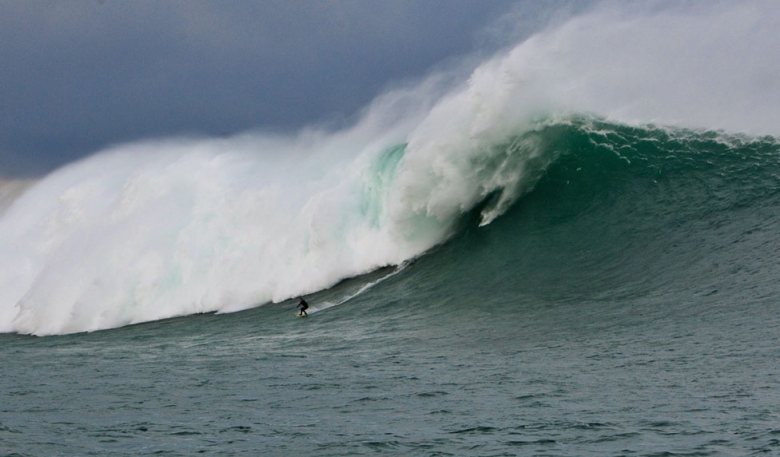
left=352, top=396, right=390, bottom=403
left=506, top=438, right=557, bottom=446
left=570, top=422, right=614, bottom=430
left=219, top=425, right=252, bottom=434
left=416, top=391, right=449, bottom=398
left=514, top=393, right=542, bottom=401
left=510, top=420, right=617, bottom=434
left=428, top=409, right=452, bottom=415
left=7, top=390, right=37, bottom=397
left=170, top=430, right=202, bottom=436
left=642, top=452, right=714, bottom=457
left=575, top=431, right=641, bottom=444
left=450, top=426, right=497, bottom=435
left=0, top=422, right=21, bottom=434
left=363, top=440, right=400, bottom=450
left=639, top=420, right=678, bottom=428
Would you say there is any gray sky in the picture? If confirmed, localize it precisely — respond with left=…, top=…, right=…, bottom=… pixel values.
left=1, top=0, right=588, bottom=177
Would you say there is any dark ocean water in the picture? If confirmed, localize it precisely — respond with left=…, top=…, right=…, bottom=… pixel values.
left=2, top=120, right=780, bottom=456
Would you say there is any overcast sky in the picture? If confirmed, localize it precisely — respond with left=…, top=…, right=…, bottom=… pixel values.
left=0, top=0, right=593, bottom=177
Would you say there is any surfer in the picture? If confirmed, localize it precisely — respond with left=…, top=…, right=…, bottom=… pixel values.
left=297, top=297, right=309, bottom=317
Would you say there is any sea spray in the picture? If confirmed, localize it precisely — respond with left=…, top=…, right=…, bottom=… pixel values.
left=0, top=179, right=34, bottom=216
left=2, top=0, right=779, bottom=334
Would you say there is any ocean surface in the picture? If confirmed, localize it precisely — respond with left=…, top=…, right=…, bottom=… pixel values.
left=3, top=2, right=780, bottom=456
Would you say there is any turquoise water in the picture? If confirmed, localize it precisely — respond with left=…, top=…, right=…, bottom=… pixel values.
left=2, top=120, right=780, bottom=455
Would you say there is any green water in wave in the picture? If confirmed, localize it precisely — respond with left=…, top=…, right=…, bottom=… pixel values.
left=414, top=119, right=780, bottom=308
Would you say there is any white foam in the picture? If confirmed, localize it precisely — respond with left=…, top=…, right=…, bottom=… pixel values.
left=2, top=0, right=778, bottom=334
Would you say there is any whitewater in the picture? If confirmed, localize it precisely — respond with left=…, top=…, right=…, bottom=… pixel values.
left=1, top=0, right=779, bottom=336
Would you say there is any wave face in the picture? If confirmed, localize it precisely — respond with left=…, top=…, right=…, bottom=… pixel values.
left=1, top=1, right=779, bottom=335
left=405, top=120, right=780, bottom=313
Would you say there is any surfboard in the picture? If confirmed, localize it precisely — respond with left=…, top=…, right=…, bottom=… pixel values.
left=296, top=314, right=308, bottom=318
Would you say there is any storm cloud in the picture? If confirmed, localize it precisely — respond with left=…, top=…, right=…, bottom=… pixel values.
left=0, top=0, right=577, bottom=176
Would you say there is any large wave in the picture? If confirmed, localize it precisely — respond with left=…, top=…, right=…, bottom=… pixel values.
left=2, top=1, right=778, bottom=335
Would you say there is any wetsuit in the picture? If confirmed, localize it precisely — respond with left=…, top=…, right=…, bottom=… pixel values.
left=298, top=299, right=309, bottom=316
